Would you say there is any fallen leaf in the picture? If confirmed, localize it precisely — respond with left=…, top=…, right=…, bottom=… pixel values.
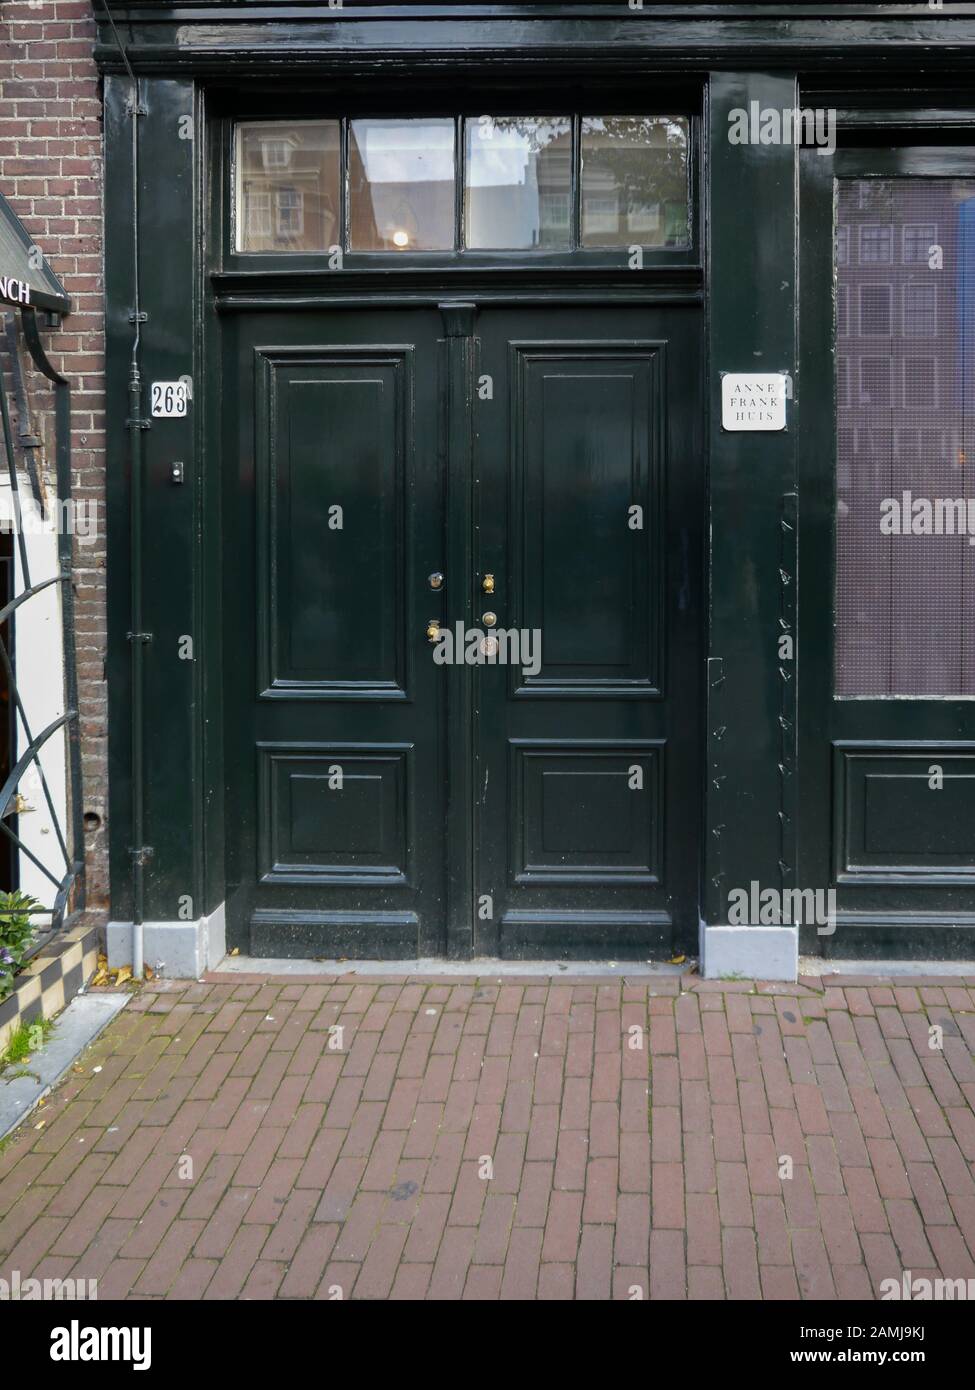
left=114, top=966, right=133, bottom=986
left=669, top=954, right=686, bottom=965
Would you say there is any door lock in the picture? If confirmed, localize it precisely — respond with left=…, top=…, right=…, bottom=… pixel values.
left=482, top=612, right=498, bottom=628
left=426, top=620, right=442, bottom=643
left=428, top=572, right=445, bottom=591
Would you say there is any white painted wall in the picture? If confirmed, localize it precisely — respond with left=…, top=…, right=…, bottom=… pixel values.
left=0, top=473, right=68, bottom=919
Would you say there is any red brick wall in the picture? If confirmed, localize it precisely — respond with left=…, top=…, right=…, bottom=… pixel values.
left=0, top=0, right=107, bottom=910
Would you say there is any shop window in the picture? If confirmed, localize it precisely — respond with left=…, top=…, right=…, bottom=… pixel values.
left=349, top=118, right=456, bottom=251
left=834, top=177, right=975, bottom=697
left=836, top=282, right=849, bottom=336
left=235, top=121, right=340, bottom=252
left=835, top=224, right=849, bottom=266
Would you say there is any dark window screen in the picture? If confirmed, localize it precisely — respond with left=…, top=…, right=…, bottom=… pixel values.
left=835, top=178, right=975, bottom=696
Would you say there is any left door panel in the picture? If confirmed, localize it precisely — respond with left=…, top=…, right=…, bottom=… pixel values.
left=224, top=310, right=447, bottom=957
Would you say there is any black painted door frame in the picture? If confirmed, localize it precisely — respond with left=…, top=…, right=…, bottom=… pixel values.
left=222, top=293, right=704, bottom=959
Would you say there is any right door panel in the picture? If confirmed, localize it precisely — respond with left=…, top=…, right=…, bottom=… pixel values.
left=472, top=305, right=703, bottom=958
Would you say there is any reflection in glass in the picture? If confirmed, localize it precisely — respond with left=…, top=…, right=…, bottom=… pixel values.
left=349, top=119, right=455, bottom=251
left=834, top=177, right=975, bottom=696
left=465, top=117, right=572, bottom=249
left=580, top=117, right=689, bottom=248
left=236, top=122, right=340, bottom=252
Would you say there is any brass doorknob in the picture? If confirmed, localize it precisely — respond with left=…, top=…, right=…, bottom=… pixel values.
left=482, top=573, right=495, bottom=594
left=426, top=620, right=441, bottom=642
left=482, top=612, right=497, bottom=628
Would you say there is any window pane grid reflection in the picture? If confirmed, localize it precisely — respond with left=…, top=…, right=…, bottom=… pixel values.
left=464, top=117, right=572, bottom=250
left=236, top=121, right=340, bottom=253
left=349, top=118, right=456, bottom=252
left=834, top=178, right=975, bottom=697
left=236, top=114, right=691, bottom=254
left=580, top=116, right=689, bottom=248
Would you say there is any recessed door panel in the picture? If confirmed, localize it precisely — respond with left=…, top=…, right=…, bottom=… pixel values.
left=511, top=345, right=662, bottom=696
left=512, top=741, right=663, bottom=884
left=258, top=742, right=411, bottom=885
left=257, top=350, right=410, bottom=699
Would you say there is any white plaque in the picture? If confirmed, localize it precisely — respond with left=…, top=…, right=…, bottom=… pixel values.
left=150, top=381, right=189, bottom=417
left=721, top=374, right=788, bottom=431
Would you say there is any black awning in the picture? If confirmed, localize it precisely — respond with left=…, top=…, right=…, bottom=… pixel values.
left=0, top=190, right=71, bottom=316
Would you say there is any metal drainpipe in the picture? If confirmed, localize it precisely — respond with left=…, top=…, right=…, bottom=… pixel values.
left=115, top=37, right=147, bottom=980
left=129, top=346, right=145, bottom=982
left=128, top=85, right=146, bottom=982
left=100, top=2, right=147, bottom=978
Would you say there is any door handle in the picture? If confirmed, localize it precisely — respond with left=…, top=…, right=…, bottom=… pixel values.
left=426, top=620, right=441, bottom=643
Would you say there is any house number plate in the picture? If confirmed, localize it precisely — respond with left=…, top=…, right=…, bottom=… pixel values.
left=151, top=381, right=189, bottom=417
left=721, top=374, right=788, bottom=431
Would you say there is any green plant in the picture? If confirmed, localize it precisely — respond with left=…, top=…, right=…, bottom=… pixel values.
left=0, top=890, right=40, bottom=1001
left=0, top=1016, right=53, bottom=1069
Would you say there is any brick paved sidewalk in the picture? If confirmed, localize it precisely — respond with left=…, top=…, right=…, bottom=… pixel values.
left=1, top=971, right=974, bottom=1300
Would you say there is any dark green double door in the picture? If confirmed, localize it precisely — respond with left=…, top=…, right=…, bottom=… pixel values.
left=224, top=301, right=703, bottom=959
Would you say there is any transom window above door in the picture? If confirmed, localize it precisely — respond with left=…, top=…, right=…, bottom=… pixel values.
left=233, top=115, right=691, bottom=255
